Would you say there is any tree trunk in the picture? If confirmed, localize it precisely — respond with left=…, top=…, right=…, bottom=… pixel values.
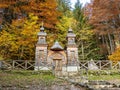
left=105, top=35, right=111, bottom=55
left=101, top=35, right=105, bottom=45
left=108, top=33, right=114, bottom=54
left=20, top=45, right=24, bottom=60
left=81, top=41, right=84, bottom=60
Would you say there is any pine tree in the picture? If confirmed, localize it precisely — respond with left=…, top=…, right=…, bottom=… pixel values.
left=56, top=0, right=72, bottom=48
left=73, top=0, right=102, bottom=60
left=57, top=0, right=71, bottom=16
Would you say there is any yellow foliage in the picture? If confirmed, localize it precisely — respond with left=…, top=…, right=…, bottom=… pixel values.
left=108, top=47, right=120, bottom=62
left=0, top=13, right=39, bottom=60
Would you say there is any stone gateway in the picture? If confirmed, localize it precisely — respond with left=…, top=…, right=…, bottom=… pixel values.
left=35, top=26, right=79, bottom=76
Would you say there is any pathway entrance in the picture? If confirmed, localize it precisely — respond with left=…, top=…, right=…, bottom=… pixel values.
left=53, top=59, right=62, bottom=71
left=53, top=59, right=62, bottom=76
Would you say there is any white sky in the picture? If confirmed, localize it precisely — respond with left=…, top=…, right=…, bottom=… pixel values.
left=71, top=0, right=91, bottom=8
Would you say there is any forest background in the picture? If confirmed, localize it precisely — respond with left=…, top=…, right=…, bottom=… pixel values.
left=0, top=0, right=120, bottom=62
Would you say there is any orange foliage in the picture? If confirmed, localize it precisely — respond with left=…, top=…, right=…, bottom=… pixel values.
left=0, top=0, right=60, bottom=56
left=29, top=0, right=59, bottom=30
left=87, top=0, right=120, bottom=35
left=108, top=47, right=120, bottom=62
left=0, top=0, right=59, bottom=30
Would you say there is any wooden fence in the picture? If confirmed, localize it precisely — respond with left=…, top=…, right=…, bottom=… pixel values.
left=79, top=60, right=120, bottom=70
left=0, top=60, right=120, bottom=70
left=0, top=60, right=35, bottom=70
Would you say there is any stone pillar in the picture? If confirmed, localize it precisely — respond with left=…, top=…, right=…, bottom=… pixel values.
left=66, top=28, right=78, bottom=65
left=35, top=26, right=48, bottom=70
left=66, top=28, right=79, bottom=75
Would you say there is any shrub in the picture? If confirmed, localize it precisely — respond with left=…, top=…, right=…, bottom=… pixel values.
left=108, top=47, right=120, bottom=62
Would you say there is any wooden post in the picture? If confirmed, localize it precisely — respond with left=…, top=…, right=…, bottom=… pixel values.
left=99, top=61, right=101, bottom=70
left=12, top=60, right=15, bottom=70
left=110, top=60, right=112, bottom=70
left=25, top=60, right=27, bottom=70
left=118, top=62, right=120, bottom=69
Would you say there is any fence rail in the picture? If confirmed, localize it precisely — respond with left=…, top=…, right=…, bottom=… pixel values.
left=0, top=60, right=35, bottom=70
left=79, top=60, right=120, bottom=70
left=0, top=60, right=120, bottom=70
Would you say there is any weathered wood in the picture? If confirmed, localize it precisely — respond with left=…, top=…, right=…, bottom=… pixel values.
left=101, top=61, right=110, bottom=69
left=112, top=62, right=119, bottom=69
left=26, top=61, right=35, bottom=69
left=79, top=60, right=120, bottom=70
left=79, top=61, right=88, bottom=69
left=14, top=61, right=26, bottom=69
left=1, top=60, right=120, bottom=70
left=1, top=60, right=12, bottom=70
left=12, top=60, right=15, bottom=69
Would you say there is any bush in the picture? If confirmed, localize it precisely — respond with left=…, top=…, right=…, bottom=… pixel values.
left=108, top=47, right=120, bottom=62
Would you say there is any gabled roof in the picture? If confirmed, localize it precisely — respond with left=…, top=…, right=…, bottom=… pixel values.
left=51, top=41, right=63, bottom=50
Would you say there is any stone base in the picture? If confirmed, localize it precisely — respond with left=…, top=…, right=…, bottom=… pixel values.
left=62, top=65, right=79, bottom=71
left=34, top=66, right=52, bottom=71
left=34, top=65, right=80, bottom=77
left=66, top=66, right=79, bottom=72
left=62, top=65, right=79, bottom=76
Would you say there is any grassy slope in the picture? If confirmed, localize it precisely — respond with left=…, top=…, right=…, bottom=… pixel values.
left=83, top=70, right=120, bottom=84
left=88, top=74, right=120, bottom=81
left=0, top=70, right=64, bottom=89
left=1, top=70, right=120, bottom=89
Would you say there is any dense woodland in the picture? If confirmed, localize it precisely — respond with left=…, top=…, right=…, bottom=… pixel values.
left=0, top=0, right=120, bottom=62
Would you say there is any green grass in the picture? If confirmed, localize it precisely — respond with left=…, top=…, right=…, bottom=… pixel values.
left=0, top=70, right=64, bottom=89
left=82, top=69, right=120, bottom=81
left=1, top=69, right=120, bottom=89
left=88, top=74, right=120, bottom=81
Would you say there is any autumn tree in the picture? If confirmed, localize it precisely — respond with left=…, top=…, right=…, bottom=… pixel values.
left=0, top=14, right=39, bottom=60
left=0, top=0, right=17, bottom=8
left=0, top=0, right=28, bottom=24
left=108, top=47, right=120, bottom=62
left=0, top=0, right=60, bottom=49
left=27, top=0, right=59, bottom=48
left=0, top=28, right=17, bottom=59
left=0, top=0, right=59, bottom=30
left=29, top=0, right=59, bottom=30
left=15, top=13, right=39, bottom=60
left=56, top=16, right=74, bottom=47
left=88, top=0, right=120, bottom=57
